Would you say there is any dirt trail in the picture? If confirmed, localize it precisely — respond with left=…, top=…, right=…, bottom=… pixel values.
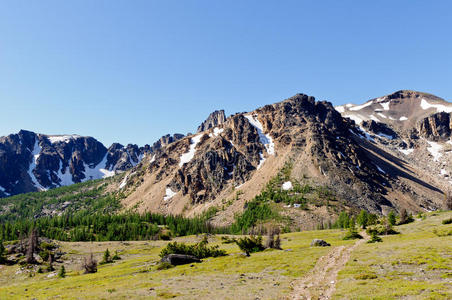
left=289, top=233, right=368, bottom=300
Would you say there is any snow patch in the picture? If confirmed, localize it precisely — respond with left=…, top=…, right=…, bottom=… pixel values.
left=209, top=127, right=224, bottom=137
left=349, top=101, right=373, bottom=111
left=282, top=181, right=293, bottom=190
left=380, top=102, right=390, bottom=110
left=56, top=161, right=74, bottom=186
left=399, top=148, right=414, bottom=155
left=369, top=115, right=380, bottom=122
left=150, top=154, right=156, bottom=163
left=345, top=103, right=354, bottom=108
left=377, top=113, right=387, bottom=119
left=245, top=114, right=275, bottom=155
left=47, top=135, right=81, bottom=143
left=179, top=134, right=203, bottom=167
left=345, top=114, right=364, bottom=124
left=420, top=98, right=452, bottom=113
left=399, top=116, right=408, bottom=121
left=335, top=106, right=345, bottom=113
left=427, top=141, right=443, bottom=162
left=440, top=169, right=448, bottom=176
left=164, top=187, right=177, bottom=201
left=82, top=154, right=115, bottom=181
left=27, top=140, right=47, bottom=191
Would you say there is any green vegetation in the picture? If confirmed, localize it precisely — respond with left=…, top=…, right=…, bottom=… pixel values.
left=0, top=238, right=5, bottom=264
left=234, top=235, right=265, bottom=256
left=0, top=209, right=230, bottom=242
left=336, top=211, right=452, bottom=299
left=441, top=217, right=452, bottom=225
left=159, top=236, right=227, bottom=259
left=0, top=179, right=120, bottom=222
left=58, top=265, right=66, bottom=278
left=388, top=210, right=396, bottom=226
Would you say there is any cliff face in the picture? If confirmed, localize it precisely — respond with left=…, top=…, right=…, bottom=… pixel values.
left=0, top=130, right=185, bottom=198
left=417, top=112, right=452, bottom=140
left=197, top=110, right=226, bottom=133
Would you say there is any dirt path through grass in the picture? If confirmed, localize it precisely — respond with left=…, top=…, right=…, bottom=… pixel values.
left=289, top=232, right=368, bottom=300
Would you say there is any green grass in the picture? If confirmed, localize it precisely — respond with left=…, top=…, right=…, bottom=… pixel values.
left=334, top=211, right=452, bottom=300
left=0, top=230, right=351, bottom=299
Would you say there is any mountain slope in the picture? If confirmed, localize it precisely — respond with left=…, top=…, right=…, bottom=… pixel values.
left=119, top=93, right=447, bottom=226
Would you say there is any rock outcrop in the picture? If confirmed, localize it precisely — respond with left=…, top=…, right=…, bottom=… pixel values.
left=417, top=112, right=452, bottom=140
left=197, top=110, right=226, bottom=133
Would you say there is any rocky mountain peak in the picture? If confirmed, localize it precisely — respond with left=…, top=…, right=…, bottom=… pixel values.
left=197, top=110, right=226, bottom=132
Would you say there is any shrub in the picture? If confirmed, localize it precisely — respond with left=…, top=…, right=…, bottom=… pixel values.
left=100, top=248, right=112, bottom=264
left=158, top=232, right=171, bottom=241
left=354, top=273, right=377, bottom=280
left=234, top=235, right=265, bottom=256
left=343, top=230, right=363, bottom=240
left=367, top=231, right=382, bottom=243
left=398, top=209, right=414, bottom=225
left=366, top=223, right=399, bottom=236
left=58, top=265, right=66, bottom=278
left=0, top=238, right=5, bottom=264
left=442, top=218, right=452, bottom=225
left=221, top=236, right=236, bottom=244
left=111, top=251, right=121, bottom=261
left=156, top=262, right=174, bottom=270
left=433, top=228, right=452, bottom=237
left=159, top=236, right=226, bottom=259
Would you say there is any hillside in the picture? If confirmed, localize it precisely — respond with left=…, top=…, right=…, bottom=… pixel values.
left=0, top=211, right=450, bottom=299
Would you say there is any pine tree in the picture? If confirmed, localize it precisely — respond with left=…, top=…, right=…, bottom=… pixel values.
left=101, top=248, right=111, bottom=264
left=388, top=211, right=396, bottom=226
left=58, top=265, right=66, bottom=278
left=0, top=238, right=6, bottom=264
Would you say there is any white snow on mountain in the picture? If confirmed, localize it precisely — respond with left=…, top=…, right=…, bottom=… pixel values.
left=245, top=114, right=275, bottom=155
left=399, top=116, right=408, bottom=121
left=380, top=102, right=390, bottom=110
left=426, top=141, right=443, bottom=162
left=399, top=148, right=414, bottom=155
left=27, top=140, right=47, bottom=191
left=349, top=101, right=373, bottom=111
left=420, top=99, right=452, bottom=113
left=164, top=187, right=177, bottom=201
left=179, top=134, right=203, bottom=167
left=56, top=161, right=74, bottom=186
left=282, top=181, right=293, bottom=190
left=82, top=154, right=115, bottom=181
left=47, top=135, right=81, bottom=143
left=335, top=106, right=345, bottom=113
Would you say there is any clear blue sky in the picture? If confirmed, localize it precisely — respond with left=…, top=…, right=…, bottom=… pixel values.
left=0, top=1, right=451, bottom=146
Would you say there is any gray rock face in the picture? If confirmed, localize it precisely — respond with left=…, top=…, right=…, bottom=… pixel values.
left=0, top=130, right=183, bottom=198
left=160, top=254, right=201, bottom=265
left=361, top=120, right=398, bottom=139
left=417, top=112, right=452, bottom=140
left=310, top=239, right=331, bottom=247
left=197, top=110, right=226, bottom=133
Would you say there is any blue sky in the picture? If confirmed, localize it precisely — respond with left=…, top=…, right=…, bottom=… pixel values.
left=0, top=1, right=451, bottom=146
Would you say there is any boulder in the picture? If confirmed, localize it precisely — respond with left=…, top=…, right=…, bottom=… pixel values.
left=160, top=254, right=201, bottom=266
left=310, top=239, right=331, bottom=247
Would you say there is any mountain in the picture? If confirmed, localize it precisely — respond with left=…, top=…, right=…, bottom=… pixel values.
left=2, top=90, right=450, bottom=228
left=0, top=130, right=184, bottom=198
left=117, top=92, right=448, bottom=228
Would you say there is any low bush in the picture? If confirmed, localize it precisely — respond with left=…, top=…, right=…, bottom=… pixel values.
left=159, top=236, right=226, bottom=259
left=156, top=262, right=175, bottom=270
left=442, top=218, right=452, bottom=225
left=367, top=231, right=382, bottom=243
left=343, top=230, right=363, bottom=240
left=234, top=235, right=265, bottom=256
left=354, top=273, right=377, bottom=280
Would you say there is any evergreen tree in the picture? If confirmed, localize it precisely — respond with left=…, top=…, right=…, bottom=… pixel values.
left=58, top=265, right=66, bottom=278
left=0, top=238, right=6, bottom=264
left=357, top=210, right=368, bottom=229
left=388, top=211, right=396, bottom=226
